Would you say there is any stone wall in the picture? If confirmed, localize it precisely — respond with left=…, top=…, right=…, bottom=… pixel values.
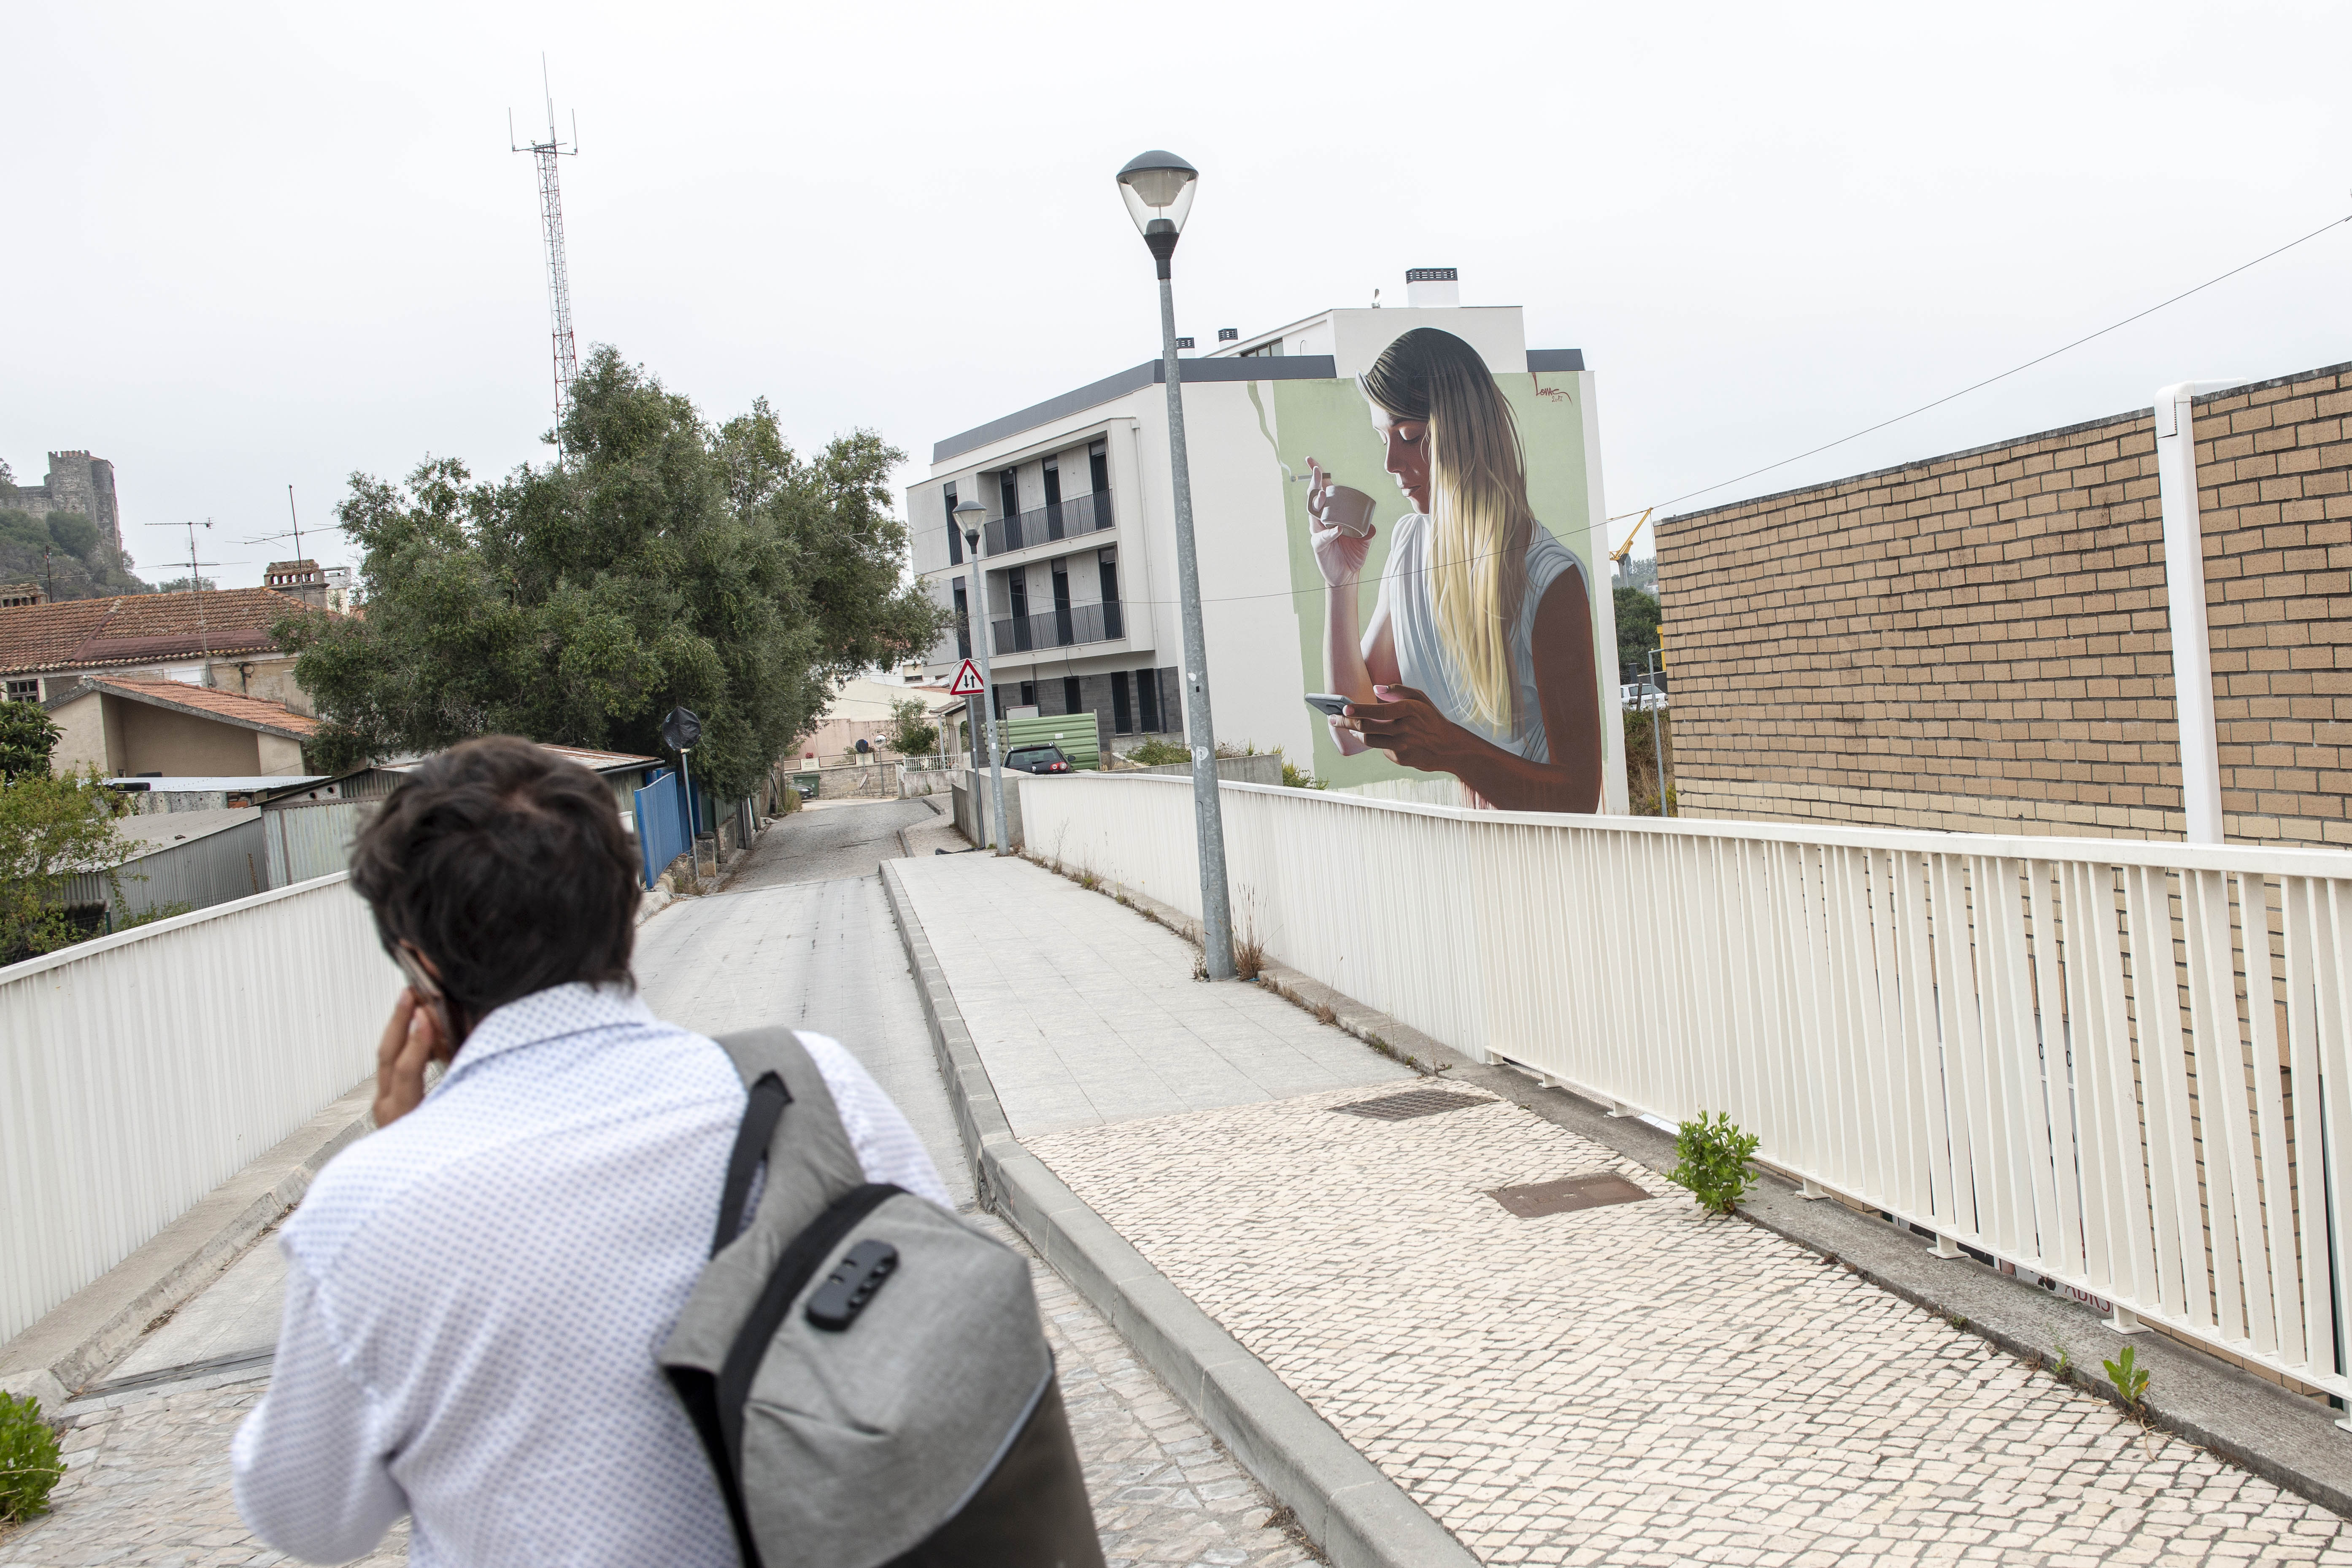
left=1655, top=362, right=2352, bottom=848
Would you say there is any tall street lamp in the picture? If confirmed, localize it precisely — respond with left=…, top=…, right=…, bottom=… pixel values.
left=956, top=499, right=1011, bottom=856
left=1117, top=149, right=1235, bottom=980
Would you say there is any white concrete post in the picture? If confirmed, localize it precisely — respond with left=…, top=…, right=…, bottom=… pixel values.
left=2152, top=380, right=2242, bottom=845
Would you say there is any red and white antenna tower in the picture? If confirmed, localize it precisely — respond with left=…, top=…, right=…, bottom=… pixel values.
left=511, top=58, right=580, bottom=445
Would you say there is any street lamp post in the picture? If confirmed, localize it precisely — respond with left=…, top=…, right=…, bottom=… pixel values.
left=1117, top=149, right=1235, bottom=980
left=956, top=501, right=1012, bottom=856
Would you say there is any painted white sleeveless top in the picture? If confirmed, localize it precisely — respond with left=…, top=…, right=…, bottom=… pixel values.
left=1377, top=512, right=1584, bottom=763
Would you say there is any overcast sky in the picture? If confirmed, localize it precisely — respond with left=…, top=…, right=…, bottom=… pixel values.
left=5, top=1, right=2349, bottom=589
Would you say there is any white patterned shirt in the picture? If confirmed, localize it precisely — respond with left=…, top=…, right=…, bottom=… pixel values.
left=230, top=983, right=950, bottom=1566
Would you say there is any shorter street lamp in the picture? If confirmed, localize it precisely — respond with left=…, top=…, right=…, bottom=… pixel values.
left=1117, top=148, right=1235, bottom=980
left=955, top=499, right=1010, bottom=856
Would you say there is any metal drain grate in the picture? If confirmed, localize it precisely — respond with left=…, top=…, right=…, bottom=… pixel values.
left=1486, top=1172, right=1651, bottom=1219
left=1331, top=1088, right=1494, bottom=1122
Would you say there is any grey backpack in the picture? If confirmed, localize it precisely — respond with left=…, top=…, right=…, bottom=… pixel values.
left=659, top=1028, right=1103, bottom=1568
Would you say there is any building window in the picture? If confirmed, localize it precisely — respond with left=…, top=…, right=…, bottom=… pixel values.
left=5, top=678, right=38, bottom=704
left=952, top=578, right=971, bottom=659
left=1111, top=672, right=1132, bottom=734
left=1136, top=669, right=1160, bottom=732
left=945, top=482, right=962, bottom=565
left=1063, top=676, right=1081, bottom=717
left=1089, top=441, right=1109, bottom=495
left=998, top=470, right=1019, bottom=521
left=1018, top=680, right=1035, bottom=710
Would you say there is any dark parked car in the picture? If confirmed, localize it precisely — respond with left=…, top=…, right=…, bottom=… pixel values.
left=1004, top=744, right=1073, bottom=775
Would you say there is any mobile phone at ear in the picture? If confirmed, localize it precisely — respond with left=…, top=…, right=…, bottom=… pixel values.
left=392, top=945, right=456, bottom=1046
left=1304, top=693, right=1352, bottom=718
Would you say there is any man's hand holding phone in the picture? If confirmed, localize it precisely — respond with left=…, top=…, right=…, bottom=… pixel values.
left=376, top=944, right=453, bottom=1129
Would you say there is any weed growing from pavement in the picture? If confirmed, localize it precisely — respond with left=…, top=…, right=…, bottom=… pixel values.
left=2051, top=1339, right=2073, bottom=1379
left=0, top=1391, right=63, bottom=1524
left=2105, top=1343, right=2149, bottom=1413
left=1669, top=1111, right=1760, bottom=1216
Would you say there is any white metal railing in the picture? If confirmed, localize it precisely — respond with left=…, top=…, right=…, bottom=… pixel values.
left=0, top=874, right=400, bottom=1346
left=1023, top=774, right=2352, bottom=1398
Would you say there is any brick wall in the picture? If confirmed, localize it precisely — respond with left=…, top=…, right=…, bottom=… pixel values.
left=1655, top=361, right=2352, bottom=847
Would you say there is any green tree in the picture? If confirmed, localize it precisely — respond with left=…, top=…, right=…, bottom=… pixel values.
left=275, top=347, right=949, bottom=798
left=0, top=702, right=59, bottom=780
left=887, top=697, right=939, bottom=757
left=0, top=506, right=153, bottom=602
left=1614, top=585, right=1661, bottom=670
left=0, top=766, right=133, bottom=960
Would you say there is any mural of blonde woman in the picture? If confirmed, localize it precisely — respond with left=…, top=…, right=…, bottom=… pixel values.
left=1308, top=327, right=1604, bottom=812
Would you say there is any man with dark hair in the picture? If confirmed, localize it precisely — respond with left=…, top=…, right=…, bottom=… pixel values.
left=230, top=736, right=949, bottom=1565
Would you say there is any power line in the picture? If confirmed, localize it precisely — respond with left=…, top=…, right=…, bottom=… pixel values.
left=1039, top=204, right=2352, bottom=616
left=1622, top=208, right=2352, bottom=521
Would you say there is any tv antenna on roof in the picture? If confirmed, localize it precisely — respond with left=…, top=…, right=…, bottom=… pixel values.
left=144, top=518, right=239, bottom=659
left=241, top=485, right=332, bottom=561
left=511, top=56, right=581, bottom=452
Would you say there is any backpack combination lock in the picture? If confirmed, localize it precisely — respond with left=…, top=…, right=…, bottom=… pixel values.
left=805, top=1239, right=898, bottom=1331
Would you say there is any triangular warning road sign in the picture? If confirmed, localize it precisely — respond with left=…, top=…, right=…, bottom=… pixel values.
left=948, top=658, right=986, bottom=696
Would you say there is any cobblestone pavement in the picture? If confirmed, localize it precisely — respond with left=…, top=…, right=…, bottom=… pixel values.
left=0, top=1219, right=1311, bottom=1568
left=1029, top=1083, right=2352, bottom=1566
left=0, top=1369, right=408, bottom=1567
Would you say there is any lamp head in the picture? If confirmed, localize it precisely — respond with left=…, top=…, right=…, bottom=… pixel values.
left=1117, top=150, right=1198, bottom=240
left=953, top=498, right=983, bottom=549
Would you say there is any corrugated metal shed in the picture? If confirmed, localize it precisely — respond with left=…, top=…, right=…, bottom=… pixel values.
left=62, top=809, right=268, bottom=915
left=262, top=798, right=376, bottom=889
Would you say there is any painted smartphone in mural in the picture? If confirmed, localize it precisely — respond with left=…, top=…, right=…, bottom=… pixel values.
left=1303, top=693, right=1352, bottom=718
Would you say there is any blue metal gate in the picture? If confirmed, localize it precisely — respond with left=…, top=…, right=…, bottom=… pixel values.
left=634, top=769, right=691, bottom=889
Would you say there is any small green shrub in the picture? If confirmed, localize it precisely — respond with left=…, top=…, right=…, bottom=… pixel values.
left=1669, top=1110, right=1760, bottom=1215
left=0, top=1390, right=64, bottom=1523
left=2104, top=1344, right=2149, bottom=1412
left=1124, top=737, right=1188, bottom=766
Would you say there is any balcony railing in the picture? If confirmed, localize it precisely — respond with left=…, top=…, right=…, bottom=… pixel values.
left=984, top=488, right=1114, bottom=556
left=991, top=598, right=1125, bottom=656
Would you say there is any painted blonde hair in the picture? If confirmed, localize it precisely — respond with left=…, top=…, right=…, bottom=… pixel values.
left=1361, top=329, right=1535, bottom=732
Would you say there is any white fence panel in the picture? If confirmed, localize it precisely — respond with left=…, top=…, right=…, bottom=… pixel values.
left=1022, top=774, right=2352, bottom=1398
left=0, top=875, right=400, bottom=1345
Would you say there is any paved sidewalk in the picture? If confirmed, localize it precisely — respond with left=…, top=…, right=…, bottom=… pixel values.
left=903, top=852, right=2352, bottom=1566
left=893, top=855, right=1410, bottom=1135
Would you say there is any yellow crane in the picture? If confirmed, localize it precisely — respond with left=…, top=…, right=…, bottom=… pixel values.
left=1607, top=507, right=1652, bottom=575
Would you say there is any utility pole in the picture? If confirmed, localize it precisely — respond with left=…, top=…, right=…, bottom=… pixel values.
left=956, top=503, right=1011, bottom=856
left=511, top=57, right=581, bottom=448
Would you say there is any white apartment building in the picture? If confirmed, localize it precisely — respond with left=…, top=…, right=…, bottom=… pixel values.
left=907, top=270, right=1620, bottom=800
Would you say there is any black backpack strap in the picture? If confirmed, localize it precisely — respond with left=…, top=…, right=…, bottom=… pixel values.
left=710, top=1071, right=791, bottom=1258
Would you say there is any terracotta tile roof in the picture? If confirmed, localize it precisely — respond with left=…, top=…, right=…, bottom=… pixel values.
left=0, top=588, right=316, bottom=677
left=71, top=677, right=322, bottom=738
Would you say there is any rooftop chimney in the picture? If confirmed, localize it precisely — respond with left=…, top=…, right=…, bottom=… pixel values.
left=1405, top=267, right=1459, bottom=308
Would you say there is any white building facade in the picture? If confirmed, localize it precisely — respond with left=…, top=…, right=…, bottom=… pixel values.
left=907, top=276, right=1626, bottom=809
